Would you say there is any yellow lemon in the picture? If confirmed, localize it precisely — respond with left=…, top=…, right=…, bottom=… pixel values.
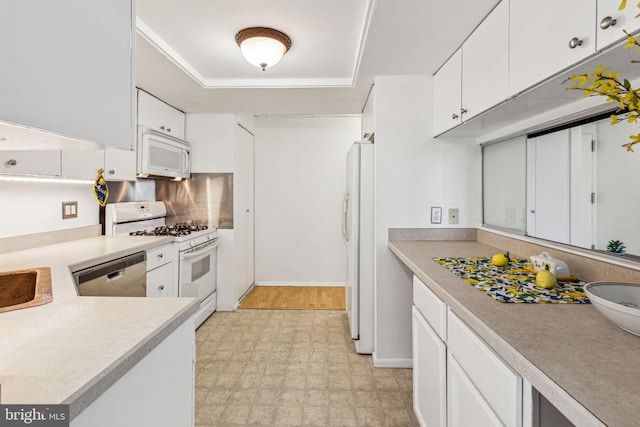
left=491, top=251, right=510, bottom=267
left=536, top=265, right=557, bottom=289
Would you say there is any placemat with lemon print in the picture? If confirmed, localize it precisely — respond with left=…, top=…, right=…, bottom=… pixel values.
left=433, top=257, right=590, bottom=304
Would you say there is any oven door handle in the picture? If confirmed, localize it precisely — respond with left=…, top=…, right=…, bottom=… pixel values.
left=181, top=239, right=218, bottom=259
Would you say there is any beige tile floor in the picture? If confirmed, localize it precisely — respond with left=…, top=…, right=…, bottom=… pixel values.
left=194, top=309, right=419, bottom=427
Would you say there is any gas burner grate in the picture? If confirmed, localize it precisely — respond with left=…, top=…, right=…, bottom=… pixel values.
left=129, top=223, right=209, bottom=237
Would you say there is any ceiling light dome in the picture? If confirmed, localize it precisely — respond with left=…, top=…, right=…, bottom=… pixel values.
left=235, top=27, right=291, bottom=71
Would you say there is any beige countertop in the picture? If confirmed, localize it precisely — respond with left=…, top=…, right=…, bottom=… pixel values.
left=388, top=239, right=640, bottom=427
left=0, top=236, right=199, bottom=420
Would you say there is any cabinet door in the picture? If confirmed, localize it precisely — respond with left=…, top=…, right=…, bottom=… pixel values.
left=433, top=49, right=462, bottom=136
left=509, top=0, right=596, bottom=96
left=462, top=0, right=509, bottom=121
left=147, top=263, right=174, bottom=297
left=62, top=150, right=104, bottom=180
left=0, top=0, right=134, bottom=150
left=0, top=150, right=61, bottom=176
left=412, top=307, right=446, bottom=427
left=137, top=90, right=186, bottom=139
left=596, top=0, right=640, bottom=50
left=104, top=149, right=136, bottom=181
left=448, top=355, right=503, bottom=427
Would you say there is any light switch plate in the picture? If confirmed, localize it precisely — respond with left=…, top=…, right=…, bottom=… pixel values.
left=62, top=201, right=78, bottom=219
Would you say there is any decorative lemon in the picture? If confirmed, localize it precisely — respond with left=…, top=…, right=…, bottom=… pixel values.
left=491, top=251, right=510, bottom=267
left=536, top=264, right=557, bottom=289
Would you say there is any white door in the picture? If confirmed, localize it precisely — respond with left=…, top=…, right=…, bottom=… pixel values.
left=412, top=307, right=446, bottom=427
left=526, top=131, right=571, bottom=244
left=447, top=355, right=503, bottom=427
left=345, top=143, right=360, bottom=341
left=597, top=0, right=640, bottom=51
left=509, top=0, right=596, bottom=96
left=235, top=124, right=255, bottom=299
left=433, top=49, right=462, bottom=136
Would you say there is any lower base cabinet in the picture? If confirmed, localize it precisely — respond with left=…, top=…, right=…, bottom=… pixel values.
left=71, top=318, right=195, bottom=427
left=447, top=355, right=504, bottom=427
left=412, top=306, right=446, bottom=427
left=412, top=275, right=524, bottom=427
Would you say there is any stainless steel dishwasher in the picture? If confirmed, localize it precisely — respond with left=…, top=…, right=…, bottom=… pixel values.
left=72, top=252, right=147, bottom=297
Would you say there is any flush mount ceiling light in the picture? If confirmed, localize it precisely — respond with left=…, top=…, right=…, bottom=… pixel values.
left=235, top=27, right=292, bottom=71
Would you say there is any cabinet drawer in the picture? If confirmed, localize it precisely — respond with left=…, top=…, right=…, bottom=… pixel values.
left=448, top=310, right=522, bottom=427
left=146, top=244, right=172, bottom=270
left=413, top=275, right=447, bottom=340
left=147, top=262, right=174, bottom=297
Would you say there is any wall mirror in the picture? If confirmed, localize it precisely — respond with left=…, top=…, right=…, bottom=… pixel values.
left=483, top=115, right=640, bottom=258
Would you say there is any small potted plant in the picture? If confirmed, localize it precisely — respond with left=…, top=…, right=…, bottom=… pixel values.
left=606, top=239, right=626, bottom=256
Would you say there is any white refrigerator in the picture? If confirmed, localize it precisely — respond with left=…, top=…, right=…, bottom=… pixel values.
left=342, top=142, right=374, bottom=354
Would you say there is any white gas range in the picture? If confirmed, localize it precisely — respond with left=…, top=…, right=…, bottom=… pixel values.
left=105, top=201, right=217, bottom=328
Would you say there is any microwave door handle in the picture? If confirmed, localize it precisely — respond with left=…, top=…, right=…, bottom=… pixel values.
left=182, top=150, right=189, bottom=174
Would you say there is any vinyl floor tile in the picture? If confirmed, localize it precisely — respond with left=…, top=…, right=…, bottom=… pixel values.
left=194, top=309, right=418, bottom=427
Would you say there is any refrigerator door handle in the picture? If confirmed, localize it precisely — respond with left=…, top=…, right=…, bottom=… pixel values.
left=342, top=193, right=349, bottom=242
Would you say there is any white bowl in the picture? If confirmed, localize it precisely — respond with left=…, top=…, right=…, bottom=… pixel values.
left=584, top=282, right=640, bottom=336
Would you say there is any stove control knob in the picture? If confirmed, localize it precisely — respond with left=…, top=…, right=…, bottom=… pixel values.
left=189, top=240, right=196, bottom=247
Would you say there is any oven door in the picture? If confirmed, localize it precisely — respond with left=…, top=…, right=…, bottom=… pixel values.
left=179, top=238, right=217, bottom=301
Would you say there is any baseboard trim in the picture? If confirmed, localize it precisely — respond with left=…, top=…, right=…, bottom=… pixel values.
left=372, top=352, right=413, bottom=368
left=255, top=281, right=345, bottom=287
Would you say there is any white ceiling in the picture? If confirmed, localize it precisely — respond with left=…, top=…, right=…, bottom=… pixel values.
left=136, top=0, right=499, bottom=115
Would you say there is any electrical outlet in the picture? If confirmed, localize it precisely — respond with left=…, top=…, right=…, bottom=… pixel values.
left=62, top=201, right=78, bottom=219
left=448, top=208, right=459, bottom=224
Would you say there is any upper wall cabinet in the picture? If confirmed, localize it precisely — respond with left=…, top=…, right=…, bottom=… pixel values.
left=434, top=1, right=509, bottom=136
left=509, top=0, right=596, bottom=96
left=433, top=49, right=463, bottom=136
left=462, top=0, right=509, bottom=122
left=137, top=90, right=186, bottom=140
left=596, top=0, right=640, bottom=51
left=0, top=0, right=135, bottom=150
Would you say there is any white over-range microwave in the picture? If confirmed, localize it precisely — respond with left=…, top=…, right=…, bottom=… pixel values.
left=137, top=126, right=191, bottom=179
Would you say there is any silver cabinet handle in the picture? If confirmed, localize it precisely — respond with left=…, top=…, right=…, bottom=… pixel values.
left=166, top=128, right=171, bottom=133
left=460, top=108, right=468, bottom=115
left=600, top=16, right=617, bottom=30
left=158, top=285, right=165, bottom=290
left=530, top=209, right=536, bottom=214
left=160, top=125, right=165, bottom=130
left=5, top=159, right=17, bottom=166
left=568, top=38, right=583, bottom=49
left=157, top=253, right=163, bottom=259
left=452, top=113, right=459, bottom=120
left=108, top=169, right=115, bottom=175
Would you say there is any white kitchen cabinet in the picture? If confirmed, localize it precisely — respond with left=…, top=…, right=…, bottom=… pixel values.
left=448, top=310, right=522, bottom=427
left=0, top=150, right=61, bottom=176
left=412, top=306, right=447, bottom=427
left=71, top=318, right=195, bottom=427
left=146, top=244, right=176, bottom=297
left=104, top=149, right=137, bottom=181
left=137, top=90, right=186, bottom=139
left=433, top=49, right=463, bottom=136
left=62, top=149, right=136, bottom=181
left=596, top=0, right=640, bottom=51
left=447, top=355, right=504, bottom=427
left=62, top=150, right=105, bottom=180
left=509, top=0, right=596, bottom=96
left=0, top=0, right=134, bottom=150
left=462, top=0, right=509, bottom=121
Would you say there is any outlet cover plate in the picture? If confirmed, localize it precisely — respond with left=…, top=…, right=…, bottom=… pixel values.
left=448, top=208, right=459, bottom=224
left=62, top=201, right=78, bottom=219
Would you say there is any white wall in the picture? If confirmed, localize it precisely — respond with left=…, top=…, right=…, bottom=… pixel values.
left=254, top=116, right=361, bottom=285
left=0, top=180, right=99, bottom=238
left=373, top=76, right=482, bottom=366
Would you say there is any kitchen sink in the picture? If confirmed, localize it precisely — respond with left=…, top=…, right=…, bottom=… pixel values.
left=584, top=282, right=640, bottom=336
left=0, top=267, right=53, bottom=313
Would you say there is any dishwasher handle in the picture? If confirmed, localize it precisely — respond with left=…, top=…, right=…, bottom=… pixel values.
left=106, top=270, right=124, bottom=281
